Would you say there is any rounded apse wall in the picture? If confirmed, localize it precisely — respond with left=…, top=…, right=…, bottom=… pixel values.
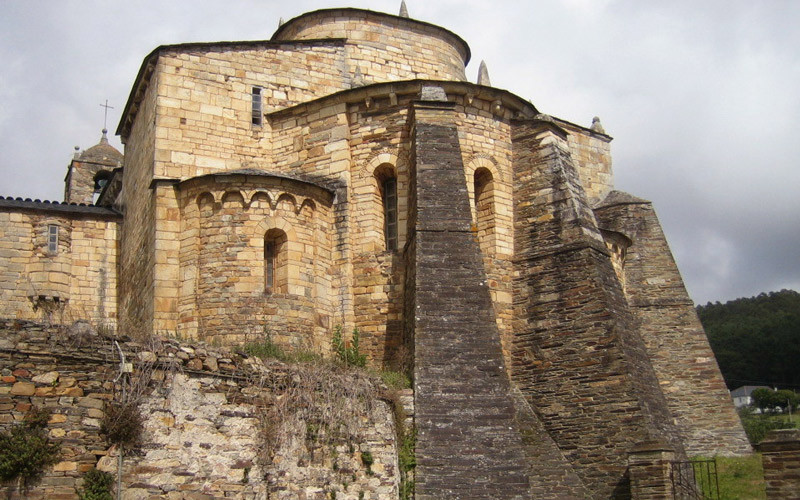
left=273, top=8, right=470, bottom=84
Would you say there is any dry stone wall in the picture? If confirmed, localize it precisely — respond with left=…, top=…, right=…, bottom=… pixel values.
left=0, top=319, right=399, bottom=499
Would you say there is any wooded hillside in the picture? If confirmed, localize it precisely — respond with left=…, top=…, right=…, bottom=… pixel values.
left=697, top=289, right=800, bottom=390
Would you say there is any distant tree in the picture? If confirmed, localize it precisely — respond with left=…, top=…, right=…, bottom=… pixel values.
left=751, top=388, right=780, bottom=412
left=697, top=289, right=800, bottom=391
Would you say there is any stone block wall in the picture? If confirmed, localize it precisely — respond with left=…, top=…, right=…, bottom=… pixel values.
left=758, top=429, right=800, bottom=500
left=595, top=198, right=751, bottom=456
left=119, top=73, right=159, bottom=338
left=174, top=174, right=336, bottom=348
left=560, top=120, right=614, bottom=205
left=0, top=207, right=119, bottom=326
left=151, top=43, right=349, bottom=180
left=0, top=319, right=398, bottom=499
left=273, top=9, right=469, bottom=84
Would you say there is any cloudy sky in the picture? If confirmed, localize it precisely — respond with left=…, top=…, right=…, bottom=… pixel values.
left=1, top=0, right=798, bottom=305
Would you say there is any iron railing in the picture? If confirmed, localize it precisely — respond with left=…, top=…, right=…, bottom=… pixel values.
left=670, top=459, right=719, bottom=499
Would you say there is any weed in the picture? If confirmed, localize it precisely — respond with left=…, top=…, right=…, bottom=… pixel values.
left=332, top=325, right=366, bottom=368
left=256, top=362, right=380, bottom=467
left=398, top=426, right=416, bottom=500
left=360, top=450, right=374, bottom=475
left=101, top=401, right=143, bottom=448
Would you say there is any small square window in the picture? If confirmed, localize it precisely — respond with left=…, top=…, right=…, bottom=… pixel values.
left=47, top=225, right=59, bottom=254
left=252, top=87, right=263, bottom=126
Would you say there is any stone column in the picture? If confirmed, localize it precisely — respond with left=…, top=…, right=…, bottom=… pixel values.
left=628, top=440, right=676, bottom=500
left=757, top=428, right=800, bottom=499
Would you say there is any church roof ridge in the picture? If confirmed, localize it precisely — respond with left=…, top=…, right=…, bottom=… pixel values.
left=0, top=196, right=121, bottom=217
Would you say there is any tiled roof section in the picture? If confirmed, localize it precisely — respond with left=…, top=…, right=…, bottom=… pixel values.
left=0, top=196, right=121, bottom=218
left=79, top=129, right=123, bottom=164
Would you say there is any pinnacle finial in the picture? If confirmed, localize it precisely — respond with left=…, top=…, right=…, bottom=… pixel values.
left=100, top=128, right=109, bottom=144
left=278, top=17, right=284, bottom=27
left=477, top=60, right=491, bottom=86
left=590, top=116, right=606, bottom=134
left=399, top=1, right=409, bottom=18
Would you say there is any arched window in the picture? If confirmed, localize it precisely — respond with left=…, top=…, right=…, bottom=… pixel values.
left=264, top=229, right=288, bottom=293
left=473, top=167, right=495, bottom=253
left=93, top=170, right=112, bottom=193
left=374, top=165, right=398, bottom=251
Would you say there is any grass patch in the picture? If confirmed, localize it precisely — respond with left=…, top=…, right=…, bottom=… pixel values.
left=693, top=455, right=766, bottom=500
left=379, top=370, right=411, bottom=390
left=241, top=337, right=319, bottom=364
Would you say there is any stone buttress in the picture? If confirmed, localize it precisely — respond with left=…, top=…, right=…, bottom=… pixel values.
left=407, top=94, right=531, bottom=499
left=510, top=119, right=686, bottom=497
left=594, top=193, right=751, bottom=456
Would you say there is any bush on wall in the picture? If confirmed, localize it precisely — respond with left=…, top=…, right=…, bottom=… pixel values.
left=0, top=407, right=61, bottom=490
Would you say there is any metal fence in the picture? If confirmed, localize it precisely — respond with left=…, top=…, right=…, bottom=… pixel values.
left=670, top=459, right=719, bottom=499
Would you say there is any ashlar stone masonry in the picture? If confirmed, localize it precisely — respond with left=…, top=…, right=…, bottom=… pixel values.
left=1, top=5, right=750, bottom=498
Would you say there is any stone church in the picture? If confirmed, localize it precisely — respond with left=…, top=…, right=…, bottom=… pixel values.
left=0, top=5, right=750, bottom=498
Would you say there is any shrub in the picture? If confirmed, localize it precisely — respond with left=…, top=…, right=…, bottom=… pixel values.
left=101, top=401, right=143, bottom=448
left=0, top=407, right=61, bottom=489
left=78, top=467, right=114, bottom=500
left=738, top=407, right=794, bottom=445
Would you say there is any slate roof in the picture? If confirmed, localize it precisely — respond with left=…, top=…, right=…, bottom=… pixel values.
left=0, top=196, right=121, bottom=218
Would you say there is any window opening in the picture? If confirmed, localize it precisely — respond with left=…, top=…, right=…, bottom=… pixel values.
left=264, top=229, right=288, bottom=294
left=383, top=176, right=398, bottom=251
left=265, top=241, right=276, bottom=293
left=251, top=87, right=263, bottom=126
left=473, top=168, right=495, bottom=253
left=47, top=225, right=59, bottom=254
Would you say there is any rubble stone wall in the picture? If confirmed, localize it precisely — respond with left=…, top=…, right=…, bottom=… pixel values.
left=0, top=319, right=398, bottom=500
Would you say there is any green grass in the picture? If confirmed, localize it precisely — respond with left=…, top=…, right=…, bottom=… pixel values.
left=241, top=338, right=319, bottom=364
left=693, top=455, right=766, bottom=500
left=379, top=370, right=411, bottom=390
